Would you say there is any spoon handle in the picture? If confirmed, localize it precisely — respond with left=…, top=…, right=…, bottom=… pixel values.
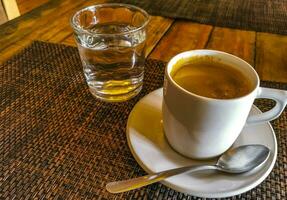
left=106, top=165, right=216, bottom=193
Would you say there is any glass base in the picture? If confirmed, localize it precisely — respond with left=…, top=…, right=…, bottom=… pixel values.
left=89, top=85, right=142, bottom=102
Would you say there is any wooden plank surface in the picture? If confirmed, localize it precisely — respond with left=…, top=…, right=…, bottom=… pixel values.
left=256, top=33, right=287, bottom=82
left=206, top=27, right=256, bottom=66
left=145, top=16, right=174, bottom=57
left=149, top=21, right=212, bottom=61
left=0, top=0, right=105, bottom=61
left=16, top=0, right=49, bottom=15
left=0, top=0, right=98, bottom=49
left=62, top=35, right=76, bottom=46
left=0, top=0, right=8, bottom=24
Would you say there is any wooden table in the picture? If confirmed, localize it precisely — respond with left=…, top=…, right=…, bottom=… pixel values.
left=1, top=0, right=287, bottom=84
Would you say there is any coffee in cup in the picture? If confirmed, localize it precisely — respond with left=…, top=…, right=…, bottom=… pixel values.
left=171, top=57, right=253, bottom=99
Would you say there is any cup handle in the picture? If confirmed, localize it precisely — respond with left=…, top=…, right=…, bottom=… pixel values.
left=246, top=87, right=287, bottom=124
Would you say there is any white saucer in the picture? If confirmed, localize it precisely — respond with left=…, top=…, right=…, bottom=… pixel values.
left=126, top=88, right=277, bottom=198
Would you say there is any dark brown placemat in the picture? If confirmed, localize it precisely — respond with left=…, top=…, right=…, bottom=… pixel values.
left=0, top=41, right=286, bottom=199
left=111, top=0, right=287, bottom=35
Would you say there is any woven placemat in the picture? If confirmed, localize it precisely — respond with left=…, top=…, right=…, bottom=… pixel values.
left=112, top=0, right=287, bottom=35
left=0, top=41, right=286, bottom=199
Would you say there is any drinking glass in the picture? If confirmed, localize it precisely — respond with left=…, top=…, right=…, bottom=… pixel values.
left=70, top=4, right=149, bottom=102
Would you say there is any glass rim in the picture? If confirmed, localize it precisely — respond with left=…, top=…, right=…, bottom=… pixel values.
left=70, top=3, right=150, bottom=36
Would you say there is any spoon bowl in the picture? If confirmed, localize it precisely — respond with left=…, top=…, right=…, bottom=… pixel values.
left=216, top=145, right=271, bottom=173
left=106, top=144, right=270, bottom=193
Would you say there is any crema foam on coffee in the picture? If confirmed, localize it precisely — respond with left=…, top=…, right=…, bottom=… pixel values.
left=171, top=58, right=253, bottom=99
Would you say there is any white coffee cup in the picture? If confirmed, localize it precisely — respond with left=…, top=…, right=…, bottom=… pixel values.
left=162, top=50, right=287, bottom=159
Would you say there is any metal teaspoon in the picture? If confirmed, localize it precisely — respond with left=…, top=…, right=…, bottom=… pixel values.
left=106, top=144, right=270, bottom=193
